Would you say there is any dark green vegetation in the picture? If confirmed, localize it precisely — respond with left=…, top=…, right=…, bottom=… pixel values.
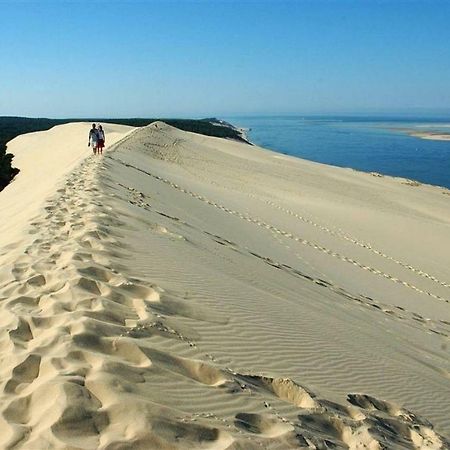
left=0, top=117, right=247, bottom=191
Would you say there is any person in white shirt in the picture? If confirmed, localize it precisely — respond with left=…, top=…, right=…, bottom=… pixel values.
left=88, top=123, right=99, bottom=154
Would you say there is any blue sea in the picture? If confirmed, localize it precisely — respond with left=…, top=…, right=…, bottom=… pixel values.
left=225, top=116, right=450, bottom=189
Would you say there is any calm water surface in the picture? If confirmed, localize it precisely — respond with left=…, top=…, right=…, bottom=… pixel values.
left=225, top=116, right=450, bottom=189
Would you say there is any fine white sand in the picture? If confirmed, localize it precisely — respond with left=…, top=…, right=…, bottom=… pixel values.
left=0, top=123, right=135, bottom=250
left=0, top=122, right=449, bottom=449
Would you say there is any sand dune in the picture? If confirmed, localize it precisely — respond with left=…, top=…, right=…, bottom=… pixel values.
left=0, top=121, right=449, bottom=449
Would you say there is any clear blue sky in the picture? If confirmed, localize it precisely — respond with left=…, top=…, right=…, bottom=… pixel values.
left=1, top=0, right=450, bottom=118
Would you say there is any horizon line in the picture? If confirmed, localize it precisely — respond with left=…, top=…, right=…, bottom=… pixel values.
left=2, top=110, right=450, bottom=120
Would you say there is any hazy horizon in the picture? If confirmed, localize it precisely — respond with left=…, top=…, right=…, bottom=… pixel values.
left=3, top=109, right=450, bottom=120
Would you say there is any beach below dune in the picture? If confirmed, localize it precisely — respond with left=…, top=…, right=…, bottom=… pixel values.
left=0, top=122, right=449, bottom=449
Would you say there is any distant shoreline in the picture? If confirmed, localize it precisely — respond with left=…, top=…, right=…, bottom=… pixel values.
left=407, top=131, right=450, bottom=141
left=391, top=127, right=450, bottom=141
left=203, top=117, right=252, bottom=144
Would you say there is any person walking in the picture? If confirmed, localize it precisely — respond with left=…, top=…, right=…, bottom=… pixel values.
left=97, top=125, right=105, bottom=154
left=88, top=123, right=99, bottom=154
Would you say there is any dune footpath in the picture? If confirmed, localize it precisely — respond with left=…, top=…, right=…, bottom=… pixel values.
left=0, top=122, right=449, bottom=449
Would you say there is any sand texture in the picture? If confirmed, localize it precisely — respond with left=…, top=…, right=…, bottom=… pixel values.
left=0, top=122, right=449, bottom=449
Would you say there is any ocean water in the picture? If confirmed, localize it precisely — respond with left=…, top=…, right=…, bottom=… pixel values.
left=225, top=116, right=450, bottom=189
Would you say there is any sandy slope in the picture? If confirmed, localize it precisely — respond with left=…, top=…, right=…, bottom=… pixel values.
left=0, top=123, right=135, bottom=249
left=0, top=122, right=449, bottom=449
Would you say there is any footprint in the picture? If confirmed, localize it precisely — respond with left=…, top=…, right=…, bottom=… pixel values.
left=51, top=404, right=109, bottom=445
left=2, top=395, right=32, bottom=424
left=347, top=393, right=403, bottom=417
left=5, top=354, right=41, bottom=394
left=73, top=277, right=104, bottom=296
left=144, top=348, right=228, bottom=387
left=26, top=274, right=46, bottom=287
left=9, top=318, right=33, bottom=343
left=77, top=265, right=114, bottom=283
left=235, top=412, right=293, bottom=438
left=6, top=296, right=38, bottom=312
left=116, top=281, right=160, bottom=303
left=150, top=417, right=234, bottom=450
left=297, top=413, right=351, bottom=448
left=347, top=393, right=450, bottom=449
left=234, top=374, right=318, bottom=408
left=74, top=330, right=152, bottom=368
left=152, top=293, right=228, bottom=325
